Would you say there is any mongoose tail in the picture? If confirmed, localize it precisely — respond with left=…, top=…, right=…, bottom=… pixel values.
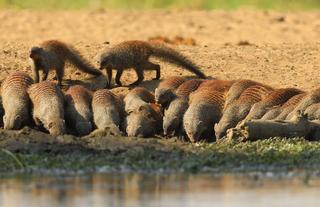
left=46, top=40, right=102, bottom=76
left=150, top=43, right=206, bottom=79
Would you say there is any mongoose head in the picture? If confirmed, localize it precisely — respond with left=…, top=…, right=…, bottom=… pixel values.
left=99, top=53, right=114, bottom=70
left=163, top=99, right=188, bottom=136
left=75, top=121, right=92, bottom=136
left=125, top=103, right=162, bottom=138
left=154, top=88, right=176, bottom=107
left=29, top=47, right=43, bottom=60
left=3, top=114, right=22, bottom=130
left=47, top=119, right=66, bottom=136
left=183, top=117, right=208, bottom=143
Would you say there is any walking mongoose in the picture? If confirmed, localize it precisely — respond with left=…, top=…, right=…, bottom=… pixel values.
left=124, top=87, right=155, bottom=113
left=163, top=79, right=204, bottom=137
left=155, top=76, right=187, bottom=107
left=262, top=93, right=307, bottom=120
left=1, top=72, right=33, bottom=129
left=304, top=103, right=320, bottom=120
left=92, top=89, right=124, bottom=135
left=65, top=85, right=93, bottom=136
left=28, top=81, right=65, bottom=136
left=123, top=87, right=162, bottom=137
left=286, top=88, right=320, bottom=120
left=183, top=89, right=225, bottom=142
left=224, top=79, right=267, bottom=109
left=215, top=84, right=274, bottom=140
left=244, top=88, right=303, bottom=120
left=98, top=40, right=206, bottom=88
left=29, top=40, right=102, bottom=86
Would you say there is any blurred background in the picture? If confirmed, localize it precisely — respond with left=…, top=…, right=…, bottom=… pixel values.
left=0, top=0, right=320, bottom=10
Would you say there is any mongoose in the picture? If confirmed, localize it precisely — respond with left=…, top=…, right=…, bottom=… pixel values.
left=183, top=89, right=225, bottom=142
left=163, top=78, right=233, bottom=137
left=29, top=40, right=102, bottom=86
left=197, top=79, right=235, bottom=92
left=124, top=102, right=163, bottom=137
left=124, top=87, right=155, bottom=113
left=28, top=81, right=65, bottom=136
left=65, top=85, right=93, bottom=136
left=215, top=84, right=274, bottom=140
left=244, top=88, right=303, bottom=120
left=163, top=79, right=204, bottom=137
left=92, top=89, right=124, bottom=135
left=98, top=40, right=206, bottom=88
left=224, top=79, right=269, bottom=109
left=286, top=88, right=320, bottom=120
left=155, top=76, right=187, bottom=107
left=1, top=72, right=33, bottom=129
left=261, top=93, right=307, bottom=120
left=304, top=103, right=320, bottom=120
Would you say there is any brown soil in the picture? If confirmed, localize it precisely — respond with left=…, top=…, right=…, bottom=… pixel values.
left=0, top=9, right=319, bottom=147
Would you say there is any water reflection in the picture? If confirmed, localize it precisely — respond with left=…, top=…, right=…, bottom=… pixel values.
left=0, top=173, right=320, bottom=207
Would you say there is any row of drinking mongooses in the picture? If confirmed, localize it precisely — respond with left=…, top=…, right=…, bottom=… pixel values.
left=2, top=72, right=320, bottom=142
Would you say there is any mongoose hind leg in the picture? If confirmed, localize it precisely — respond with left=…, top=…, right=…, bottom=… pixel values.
left=129, top=68, right=144, bottom=86
left=142, top=61, right=160, bottom=80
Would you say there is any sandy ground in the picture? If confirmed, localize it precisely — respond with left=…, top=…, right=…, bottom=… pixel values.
left=0, top=9, right=319, bottom=92
left=0, top=9, right=320, bottom=143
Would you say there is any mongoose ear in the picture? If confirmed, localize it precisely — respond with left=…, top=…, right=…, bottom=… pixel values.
left=48, top=122, right=54, bottom=129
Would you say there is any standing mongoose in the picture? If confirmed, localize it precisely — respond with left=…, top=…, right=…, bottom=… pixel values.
left=1, top=72, right=33, bottom=129
left=183, top=89, right=225, bottom=142
left=286, top=88, right=320, bottom=120
left=244, top=88, right=303, bottom=120
left=65, top=85, right=93, bottom=136
left=163, top=79, right=204, bottom=137
left=155, top=76, right=187, bottom=108
left=215, top=84, right=274, bottom=140
left=123, top=87, right=162, bottom=137
left=29, top=40, right=102, bottom=86
left=28, top=81, right=65, bottom=136
left=98, top=40, right=206, bottom=88
left=92, top=89, right=124, bottom=135
left=261, top=93, right=307, bottom=120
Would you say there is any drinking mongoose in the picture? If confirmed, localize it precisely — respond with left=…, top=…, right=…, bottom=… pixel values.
left=224, top=79, right=268, bottom=109
left=123, top=87, right=162, bottom=137
left=183, top=89, right=225, bottom=142
left=28, top=81, right=65, bottom=136
left=155, top=76, right=187, bottom=107
left=1, top=72, right=33, bottom=129
left=92, top=89, right=124, bottom=135
left=163, top=79, right=204, bottom=137
left=304, top=103, right=320, bottom=120
left=98, top=40, right=206, bottom=88
left=124, top=87, right=155, bottom=113
left=286, top=88, right=320, bottom=120
left=65, top=85, right=93, bottom=136
left=29, top=40, right=102, bottom=86
left=245, top=88, right=303, bottom=120
left=215, top=84, right=274, bottom=140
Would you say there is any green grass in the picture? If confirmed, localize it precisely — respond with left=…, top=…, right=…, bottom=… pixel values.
left=0, top=0, right=320, bottom=10
left=2, top=137, right=320, bottom=174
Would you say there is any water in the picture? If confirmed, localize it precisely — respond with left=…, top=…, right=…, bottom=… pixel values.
left=0, top=173, right=320, bottom=207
